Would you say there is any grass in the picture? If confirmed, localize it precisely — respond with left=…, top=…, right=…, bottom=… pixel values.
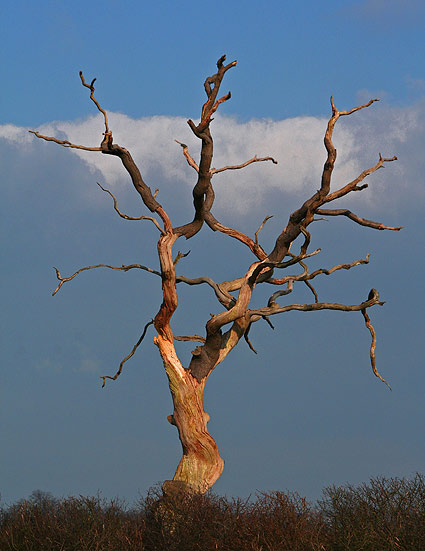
left=1, top=474, right=424, bottom=550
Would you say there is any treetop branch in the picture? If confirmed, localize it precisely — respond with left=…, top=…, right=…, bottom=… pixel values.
left=79, top=71, right=110, bottom=138
left=267, top=97, right=396, bottom=265
left=337, top=97, right=380, bottom=117
left=323, top=154, right=398, bottom=204
left=31, top=73, right=165, bottom=223
left=188, top=55, right=237, bottom=137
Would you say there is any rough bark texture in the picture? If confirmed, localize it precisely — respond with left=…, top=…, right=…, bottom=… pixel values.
left=32, top=56, right=400, bottom=494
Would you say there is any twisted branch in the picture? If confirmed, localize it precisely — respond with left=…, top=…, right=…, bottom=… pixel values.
left=79, top=71, right=110, bottom=137
left=176, top=275, right=235, bottom=309
left=304, top=280, right=319, bottom=303
left=101, top=320, right=154, bottom=387
left=322, top=154, right=398, bottom=204
left=267, top=254, right=370, bottom=287
left=52, top=263, right=160, bottom=295
left=175, top=335, right=206, bottom=343
left=267, top=97, right=390, bottom=264
left=255, top=215, right=273, bottom=245
left=361, top=292, right=391, bottom=389
left=97, top=183, right=165, bottom=232
left=316, top=208, right=402, bottom=231
left=211, top=155, right=277, bottom=175
left=250, top=291, right=385, bottom=319
left=174, top=140, right=199, bottom=172
left=28, top=130, right=101, bottom=151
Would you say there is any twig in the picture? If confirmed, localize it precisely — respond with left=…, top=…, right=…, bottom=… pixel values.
left=304, top=280, right=319, bottom=303
left=97, top=183, right=165, bottom=233
left=174, top=140, right=199, bottom=172
left=205, top=211, right=268, bottom=261
left=244, top=323, right=258, bottom=354
left=52, top=263, right=160, bottom=296
left=337, top=97, right=380, bottom=117
left=176, top=275, right=235, bottom=309
left=316, top=208, right=402, bottom=231
left=299, top=226, right=311, bottom=256
left=274, top=249, right=321, bottom=270
left=173, top=251, right=190, bottom=266
left=267, top=281, right=294, bottom=304
left=79, top=71, right=110, bottom=136
left=211, top=156, right=277, bottom=175
left=323, top=154, right=398, bottom=204
left=267, top=254, right=370, bottom=286
left=29, top=130, right=101, bottom=151
left=251, top=293, right=385, bottom=318
left=175, top=335, right=206, bottom=343
left=255, top=216, right=273, bottom=245
left=188, top=54, right=237, bottom=136
left=101, top=320, right=154, bottom=387
left=361, top=291, right=391, bottom=389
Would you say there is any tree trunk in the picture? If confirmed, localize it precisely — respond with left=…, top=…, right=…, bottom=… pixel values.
left=154, top=333, right=224, bottom=495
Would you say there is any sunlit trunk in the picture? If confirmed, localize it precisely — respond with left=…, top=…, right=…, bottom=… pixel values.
left=155, top=334, right=224, bottom=494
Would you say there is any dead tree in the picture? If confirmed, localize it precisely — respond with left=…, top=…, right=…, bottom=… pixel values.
left=30, top=56, right=401, bottom=495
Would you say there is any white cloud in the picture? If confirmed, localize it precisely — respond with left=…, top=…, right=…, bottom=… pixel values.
left=0, top=124, right=33, bottom=144
left=1, top=101, right=422, bottom=216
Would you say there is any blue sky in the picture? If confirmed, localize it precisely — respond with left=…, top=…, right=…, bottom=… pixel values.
left=1, top=0, right=424, bottom=505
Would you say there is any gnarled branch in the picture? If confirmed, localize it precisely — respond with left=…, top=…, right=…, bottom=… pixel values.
left=361, top=294, right=391, bottom=389
left=211, top=155, right=277, bottom=175
left=79, top=71, right=110, bottom=138
left=322, top=154, right=398, bottom=205
left=174, top=55, right=237, bottom=240
left=176, top=274, right=235, bottom=309
left=255, top=215, right=273, bottom=246
left=175, top=335, right=206, bottom=343
left=97, top=183, right=165, bottom=232
left=267, top=97, right=389, bottom=264
left=52, top=263, right=160, bottom=296
left=101, top=320, right=154, bottom=387
left=267, top=254, right=370, bottom=287
left=316, top=208, right=402, bottom=231
left=250, top=291, right=384, bottom=319
left=175, top=140, right=199, bottom=173
left=29, top=130, right=102, bottom=151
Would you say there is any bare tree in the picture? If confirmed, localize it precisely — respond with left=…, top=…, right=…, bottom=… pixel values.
left=31, top=56, right=401, bottom=495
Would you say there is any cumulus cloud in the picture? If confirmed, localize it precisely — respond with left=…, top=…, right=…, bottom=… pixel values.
left=0, top=101, right=422, bottom=217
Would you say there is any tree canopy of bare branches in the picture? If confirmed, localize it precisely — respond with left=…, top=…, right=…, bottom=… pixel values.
left=31, top=55, right=401, bottom=495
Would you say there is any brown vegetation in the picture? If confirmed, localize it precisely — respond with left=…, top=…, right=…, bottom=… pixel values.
left=1, top=475, right=424, bottom=550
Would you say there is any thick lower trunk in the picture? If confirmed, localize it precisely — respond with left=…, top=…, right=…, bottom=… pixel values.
left=154, top=334, right=224, bottom=494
